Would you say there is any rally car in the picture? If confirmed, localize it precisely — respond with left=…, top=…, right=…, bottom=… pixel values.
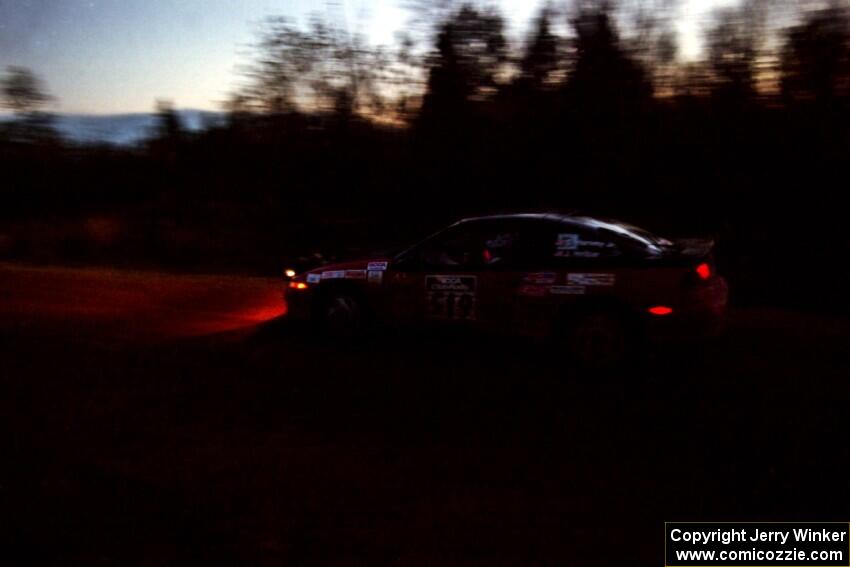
left=283, top=213, right=728, bottom=367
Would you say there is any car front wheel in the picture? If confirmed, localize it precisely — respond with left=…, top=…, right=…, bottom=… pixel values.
left=318, top=291, right=364, bottom=337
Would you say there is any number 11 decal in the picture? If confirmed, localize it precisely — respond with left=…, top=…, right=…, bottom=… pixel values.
left=425, top=275, right=477, bottom=321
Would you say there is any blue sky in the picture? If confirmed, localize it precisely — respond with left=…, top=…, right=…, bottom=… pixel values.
left=0, top=0, right=739, bottom=114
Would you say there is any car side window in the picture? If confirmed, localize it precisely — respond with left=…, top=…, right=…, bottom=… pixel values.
left=481, top=229, right=520, bottom=267
left=419, top=222, right=521, bottom=270
left=420, top=226, right=475, bottom=268
left=552, top=227, right=622, bottom=260
left=514, top=222, right=625, bottom=268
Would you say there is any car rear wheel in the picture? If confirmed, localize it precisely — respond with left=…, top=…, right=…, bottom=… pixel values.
left=562, top=309, right=632, bottom=372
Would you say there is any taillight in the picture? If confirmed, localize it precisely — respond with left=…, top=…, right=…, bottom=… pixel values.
left=288, top=282, right=308, bottom=290
left=648, top=306, right=674, bottom=316
left=695, top=262, right=711, bottom=280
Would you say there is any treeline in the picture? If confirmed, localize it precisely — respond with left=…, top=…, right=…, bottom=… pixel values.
left=1, top=1, right=849, bottom=307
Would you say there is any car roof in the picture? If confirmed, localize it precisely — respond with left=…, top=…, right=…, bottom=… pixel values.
left=454, top=212, right=665, bottom=250
left=456, top=212, right=578, bottom=225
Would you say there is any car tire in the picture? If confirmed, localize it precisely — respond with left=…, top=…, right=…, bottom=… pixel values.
left=318, top=290, right=364, bottom=338
left=561, top=308, right=633, bottom=372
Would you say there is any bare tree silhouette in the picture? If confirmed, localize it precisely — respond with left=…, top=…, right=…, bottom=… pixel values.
left=0, top=66, right=56, bottom=143
left=232, top=15, right=400, bottom=124
left=1, top=66, right=53, bottom=115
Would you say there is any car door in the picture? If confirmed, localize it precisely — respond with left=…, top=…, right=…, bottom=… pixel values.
left=468, top=220, right=532, bottom=330
left=507, top=220, right=638, bottom=334
left=381, top=221, right=498, bottom=327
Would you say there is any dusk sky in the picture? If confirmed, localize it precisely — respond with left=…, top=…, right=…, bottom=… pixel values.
left=0, top=0, right=739, bottom=114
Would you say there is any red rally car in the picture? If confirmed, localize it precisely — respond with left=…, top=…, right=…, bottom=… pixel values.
left=283, top=213, right=729, bottom=366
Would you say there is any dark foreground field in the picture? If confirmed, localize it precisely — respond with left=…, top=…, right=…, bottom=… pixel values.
left=1, top=263, right=849, bottom=566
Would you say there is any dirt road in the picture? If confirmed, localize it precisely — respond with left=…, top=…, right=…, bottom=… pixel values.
left=1, top=263, right=848, bottom=565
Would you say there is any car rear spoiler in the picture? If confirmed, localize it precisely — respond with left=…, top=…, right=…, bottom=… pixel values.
left=671, top=238, right=715, bottom=259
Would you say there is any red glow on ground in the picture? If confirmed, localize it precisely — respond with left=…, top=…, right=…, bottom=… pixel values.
left=0, top=263, right=287, bottom=341
left=169, top=288, right=287, bottom=337
left=239, top=301, right=288, bottom=323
